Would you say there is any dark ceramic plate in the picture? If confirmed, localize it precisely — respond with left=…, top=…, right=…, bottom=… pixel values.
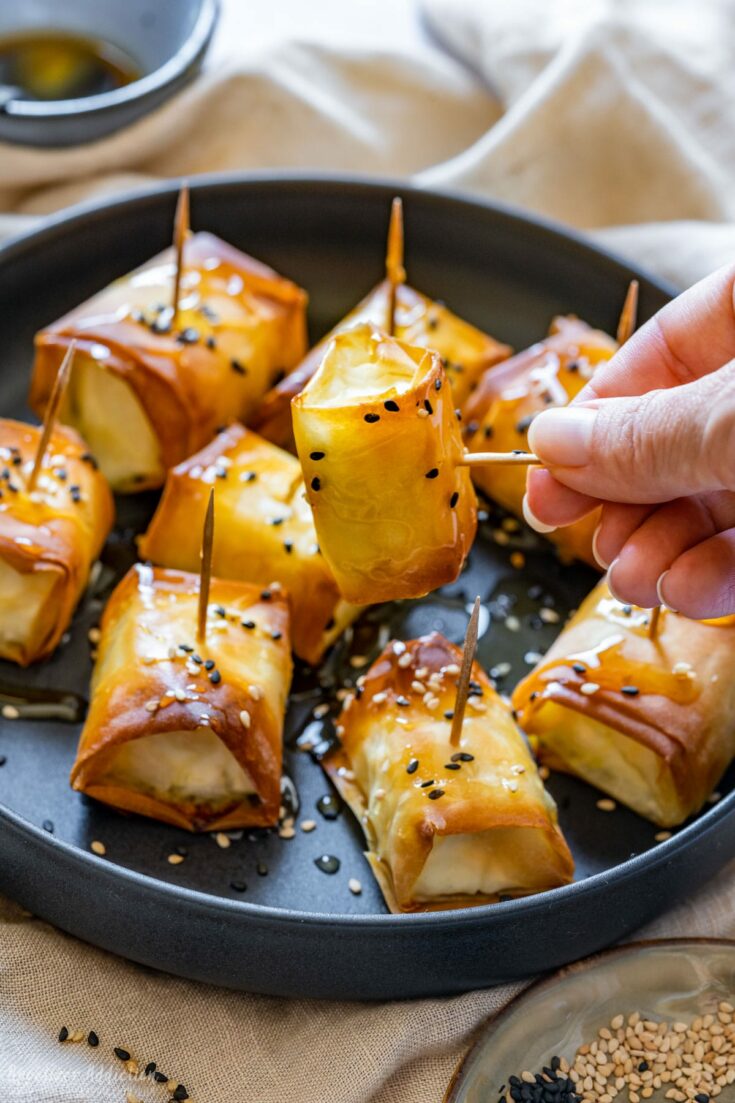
left=0, top=175, right=732, bottom=1000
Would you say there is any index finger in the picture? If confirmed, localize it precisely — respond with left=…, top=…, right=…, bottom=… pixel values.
left=575, top=261, right=735, bottom=403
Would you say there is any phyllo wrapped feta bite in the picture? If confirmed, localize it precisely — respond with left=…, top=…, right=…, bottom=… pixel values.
left=30, top=232, right=307, bottom=492
left=325, top=632, right=574, bottom=912
left=512, top=579, right=735, bottom=828
left=292, top=323, right=477, bottom=604
left=138, top=423, right=359, bottom=665
left=463, top=316, right=618, bottom=566
left=71, top=564, right=292, bottom=831
left=0, top=418, right=113, bottom=666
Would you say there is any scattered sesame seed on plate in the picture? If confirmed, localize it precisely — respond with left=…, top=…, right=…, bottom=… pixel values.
left=597, top=798, right=617, bottom=812
left=348, top=878, right=362, bottom=895
left=90, top=840, right=106, bottom=856
left=300, top=820, right=317, bottom=833
left=655, top=831, right=672, bottom=842
left=214, top=832, right=231, bottom=849
left=1, top=704, right=19, bottom=719
left=505, top=616, right=521, bottom=632
left=539, top=607, right=560, bottom=624
left=168, top=853, right=185, bottom=865
left=279, top=825, right=296, bottom=840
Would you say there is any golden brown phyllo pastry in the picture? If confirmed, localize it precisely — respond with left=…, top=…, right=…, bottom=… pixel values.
left=71, top=564, right=292, bottom=831
left=464, top=316, right=618, bottom=566
left=512, top=580, right=735, bottom=827
left=292, top=324, right=477, bottom=605
left=252, top=280, right=511, bottom=450
left=138, top=423, right=359, bottom=665
left=30, top=232, right=307, bottom=493
left=0, top=418, right=113, bottom=666
left=325, top=632, right=574, bottom=912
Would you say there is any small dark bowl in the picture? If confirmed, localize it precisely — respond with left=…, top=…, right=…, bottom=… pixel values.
left=0, top=0, right=218, bottom=147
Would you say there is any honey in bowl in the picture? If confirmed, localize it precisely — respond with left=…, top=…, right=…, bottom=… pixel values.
left=0, top=32, right=140, bottom=101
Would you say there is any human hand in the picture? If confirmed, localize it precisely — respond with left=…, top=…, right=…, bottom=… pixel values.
left=523, top=263, right=735, bottom=619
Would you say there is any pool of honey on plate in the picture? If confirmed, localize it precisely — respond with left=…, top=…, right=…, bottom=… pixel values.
left=0, top=32, right=141, bottom=102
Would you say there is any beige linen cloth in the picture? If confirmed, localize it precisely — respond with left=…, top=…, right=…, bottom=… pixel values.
left=1, top=1, right=735, bottom=1100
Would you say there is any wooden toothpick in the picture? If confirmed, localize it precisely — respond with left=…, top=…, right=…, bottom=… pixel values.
left=385, top=197, right=405, bottom=337
left=450, top=596, right=482, bottom=746
left=617, top=279, right=639, bottom=346
left=197, top=488, right=215, bottom=644
left=647, top=603, right=661, bottom=641
left=458, top=451, right=542, bottom=468
left=171, top=182, right=190, bottom=329
left=28, top=340, right=76, bottom=493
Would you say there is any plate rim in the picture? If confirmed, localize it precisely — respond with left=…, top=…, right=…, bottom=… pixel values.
left=0, top=172, right=710, bottom=935
left=443, top=935, right=735, bottom=1101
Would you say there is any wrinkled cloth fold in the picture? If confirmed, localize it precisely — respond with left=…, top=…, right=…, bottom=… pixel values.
left=1, top=1, right=734, bottom=1099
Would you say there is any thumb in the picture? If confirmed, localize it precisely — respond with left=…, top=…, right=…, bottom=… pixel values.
left=526, top=360, right=735, bottom=504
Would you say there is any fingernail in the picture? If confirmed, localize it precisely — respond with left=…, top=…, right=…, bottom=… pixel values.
left=607, top=558, right=625, bottom=602
left=522, top=493, right=556, bottom=534
left=527, top=407, right=597, bottom=466
left=591, top=523, right=608, bottom=570
left=656, top=570, right=679, bottom=613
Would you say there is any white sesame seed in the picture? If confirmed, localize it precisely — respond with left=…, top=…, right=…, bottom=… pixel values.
left=493, top=529, right=511, bottom=546
left=708, top=791, right=722, bottom=804
left=372, top=692, right=387, bottom=704
left=337, top=766, right=355, bottom=780
left=392, top=641, right=406, bottom=655
left=373, top=788, right=386, bottom=801
left=397, top=652, right=413, bottom=668
left=348, top=878, right=362, bottom=895
left=90, top=840, right=106, bottom=856
left=214, top=832, right=231, bottom=849
left=655, top=831, right=672, bottom=842
left=443, top=663, right=461, bottom=676
left=249, top=684, right=263, bottom=701
left=505, top=616, right=521, bottom=632
left=144, top=700, right=159, bottom=713
left=524, top=651, right=543, bottom=664
left=88, top=627, right=101, bottom=643
left=300, top=820, right=316, bottom=833
left=411, top=680, right=426, bottom=694
left=597, top=798, right=617, bottom=812
left=174, top=689, right=186, bottom=702
left=510, top=764, right=526, bottom=775
left=492, top=662, right=512, bottom=677
left=350, top=655, right=367, bottom=668
left=239, top=709, right=251, bottom=729
left=581, top=682, right=600, bottom=695
left=672, top=661, right=693, bottom=677
left=167, top=853, right=185, bottom=865
left=1, top=704, right=19, bottom=719
left=539, top=607, right=560, bottom=624
left=278, top=825, right=296, bottom=839
left=468, top=697, right=487, bottom=712
left=502, top=778, right=518, bottom=792
left=417, top=408, right=429, bottom=418
left=415, top=667, right=429, bottom=679
left=313, top=703, right=330, bottom=718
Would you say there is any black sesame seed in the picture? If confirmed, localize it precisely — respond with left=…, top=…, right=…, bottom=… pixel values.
left=622, top=604, right=633, bottom=615
left=450, top=491, right=459, bottom=508
left=455, top=409, right=462, bottom=421
left=638, top=1061, right=649, bottom=1073
left=695, top=1094, right=711, bottom=1103
left=216, top=468, right=227, bottom=479
left=283, top=541, right=293, bottom=554
left=311, top=477, right=321, bottom=491
left=424, top=399, right=433, bottom=414
left=567, top=360, right=579, bottom=373
left=0, top=755, right=7, bottom=767
left=621, top=685, right=640, bottom=696
left=257, top=861, right=268, bottom=876
left=395, top=695, right=409, bottom=707
left=11, top=455, right=20, bottom=466
left=241, top=620, right=255, bottom=629
left=406, top=758, right=419, bottom=774
left=443, top=709, right=454, bottom=720
left=114, top=1047, right=131, bottom=1061
left=425, top=468, right=439, bottom=479
left=177, top=327, right=200, bottom=344
left=270, top=517, right=285, bottom=526
left=206, top=336, right=217, bottom=349
left=383, top=400, right=400, bottom=412
left=154, top=1070, right=168, bottom=1083
left=572, top=663, right=586, bottom=674
left=434, top=377, right=442, bottom=391
left=324, top=617, right=335, bottom=631
left=515, top=414, right=535, bottom=434
left=420, top=780, right=435, bottom=788
left=310, top=451, right=325, bottom=460
left=214, top=605, right=226, bottom=617
left=452, top=752, right=474, bottom=762
left=230, top=881, right=247, bottom=893
left=484, top=425, right=494, bottom=439
left=428, top=789, right=445, bottom=800
left=42, top=819, right=54, bottom=833
left=58, top=1026, right=69, bottom=1042
left=364, top=413, right=380, bottom=423
left=261, top=589, right=272, bottom=600
left=70, top=486, right=82, bottom=503
left=271, top=630, right=283, bottom=641
left=244, top=471, right=258, bottom=482
left=179, top=643, right=194, bottom=653
left=191, top=654, right=203, bottom=665
left=87, top=1031, right=99, bottom=1047
left=80, top=452, right=98, bottom=470
left=204, top=659, right=215, bottom=671
left=209, top=670, right=222, bottom=685
left=231, top=358, right=247, bottom=375
left=444, top=763, right=461, bottom=770
left=511, top=449, right=527, bottom=456
left=176, top=845, right=188, bottom=857
left=144, top=1062, right=156, bottom=1076
left=173, top=1087, right=189, bottom=1102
